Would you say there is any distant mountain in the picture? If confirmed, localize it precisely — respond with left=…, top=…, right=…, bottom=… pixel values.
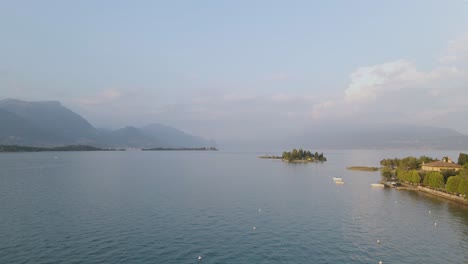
left=0, top=99, right=216, bottom=148
left=0, top=99, right=99, bottom=145
left=221, top=124, right=468, bottom=151
left=0, top=108, right=52, bottom=145
left=292, top=124, right=468, bottom=149
left=99, top=126, right=159, bottom=148
left=141, top=123, right=216, bottom=148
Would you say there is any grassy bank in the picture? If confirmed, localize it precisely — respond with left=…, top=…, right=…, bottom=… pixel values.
left=347, top=166, right=379, bottom=171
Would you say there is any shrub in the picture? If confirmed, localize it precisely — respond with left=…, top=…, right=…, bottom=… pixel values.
left=446, top=176, right=462, bottom=194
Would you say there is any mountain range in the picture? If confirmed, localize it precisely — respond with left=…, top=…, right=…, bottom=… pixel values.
left=0, top=99, right=215, bottom=148
left=1, top=98, right=468, bottom=150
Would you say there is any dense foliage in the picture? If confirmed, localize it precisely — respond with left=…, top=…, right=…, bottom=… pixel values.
left=445, top=168, right=468, bottom=197
left=397, top=170, right=420, bottom=185
left=458, top=153, right=468, bottom=166
left=381, top=166, right=393, bottom=180
left=458, top=178, right=468, bottom=197
left=423, top=171, right=445, bottom=189
left=282, top=149, right=326, bottom=162
left=380, top=153, right=468, bottom=199
left=380, top=156, right=437, bottom=170
left=446, top=176, right=462, bottom=193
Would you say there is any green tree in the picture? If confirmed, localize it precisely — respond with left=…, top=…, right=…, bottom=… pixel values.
left=457, top=153, right=468, bottom=166
left=291, top=149, right=298, bottom=160
left=410, top=170, right=421, bottom=185
left=446, top=176, right=462, bottom=194
left=399, top=156, right=420, bottom=170
left=423, top=172, right=431, bottom=186
left=419, top=155, right=436, bottom=164
left=458, top=178, right=468, bottom=199
left=427, top=172, right=444, bottom=189
left=381, top=166, right=392, bottom=180
left=440, top=169, right=457, bottom=183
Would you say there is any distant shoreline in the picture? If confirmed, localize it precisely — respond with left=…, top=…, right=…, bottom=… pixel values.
left=0, top=145, right=120, bottom=152
left=142, top=147, right=218, bottom=151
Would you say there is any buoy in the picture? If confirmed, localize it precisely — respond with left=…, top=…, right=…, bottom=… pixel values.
left=377, top=239, right=381, bottom=244
left=379, top=261, right=383, bottom=264
left=198, top=256, right=202, bottom=261
left=434, top=222, right=437, bottom=227
left=253, top=226, right=256, bottom=230
left=258, top=208, right=261, bottom=212
left=429, top=210, right=431, bottom=214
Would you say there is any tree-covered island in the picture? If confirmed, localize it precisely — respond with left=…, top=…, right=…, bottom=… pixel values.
left=260, top=148, right=327, bottom=163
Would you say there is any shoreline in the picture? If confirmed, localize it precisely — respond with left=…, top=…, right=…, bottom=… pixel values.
left=397, top=182, right=468, bottom=206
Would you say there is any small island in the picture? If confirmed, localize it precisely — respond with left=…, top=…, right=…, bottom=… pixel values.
left=260, top=148, right=327, bottom=163
left=347, top=166, right=379, bottom=171
left=142, top=147, right=218, bottom=151
left=0, top=145, right=119, bottom=152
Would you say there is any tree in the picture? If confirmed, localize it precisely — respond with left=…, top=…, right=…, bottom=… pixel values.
left=410, top=170, right=421, bottom=185
left=399, top=156, right=420, bottom=170
left=427, top=172, right=444, bottom=189
left=381, top=166, right=392, bottom=180
left=458, top=178, right=468, bottom=199
left=446, top=176, right=462, bottom=194
left=420, top=155, right=436, bottom=164
left=458, top=153, right=468, bottom=166
left=423, top=172, right=431, bottom=186
left=281, top=149, right=325, bottom=162
left=440, top=169, right=457, bottom=183
left=397, top=170, right=409, bottom=182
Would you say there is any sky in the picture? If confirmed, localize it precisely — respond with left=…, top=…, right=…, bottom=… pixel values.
left=1, top=0, right=468, bottom=141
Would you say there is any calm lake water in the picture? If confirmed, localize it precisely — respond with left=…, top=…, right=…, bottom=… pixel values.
left=0, top=150, right=467, bottom=264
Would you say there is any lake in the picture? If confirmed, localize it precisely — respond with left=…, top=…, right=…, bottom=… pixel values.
left=0, top=150, right=467, bottom=263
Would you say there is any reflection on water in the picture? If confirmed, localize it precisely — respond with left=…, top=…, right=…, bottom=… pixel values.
left=0, top=150, right=466, bottom=264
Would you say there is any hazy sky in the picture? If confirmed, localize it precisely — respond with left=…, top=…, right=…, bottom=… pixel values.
left=1, top=0, right=468, bottom=140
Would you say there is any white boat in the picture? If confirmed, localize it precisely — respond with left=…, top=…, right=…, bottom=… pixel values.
left=333, top=177, right=343, bottom=181
left=371, top=183, right=385, bottom=188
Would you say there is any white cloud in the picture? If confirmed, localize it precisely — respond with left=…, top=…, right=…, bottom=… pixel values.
left=344, top=60, right=427, bottom=102
left=309, top=37, right=468, bottom=133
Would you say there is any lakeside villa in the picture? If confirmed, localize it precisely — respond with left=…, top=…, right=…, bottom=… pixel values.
left=421, top=158, right=462, bottom=172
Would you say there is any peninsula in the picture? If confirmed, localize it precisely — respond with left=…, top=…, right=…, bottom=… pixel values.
left=260, top=148, right=327, bottom=163
left=379, top=153, right=468, bottom=204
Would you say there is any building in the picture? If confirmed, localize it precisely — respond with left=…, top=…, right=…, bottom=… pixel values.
left=421, top=160, right=462, bottom=172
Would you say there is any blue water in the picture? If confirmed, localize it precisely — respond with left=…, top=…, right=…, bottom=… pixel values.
left=0, top=150, right=467, bottom=263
